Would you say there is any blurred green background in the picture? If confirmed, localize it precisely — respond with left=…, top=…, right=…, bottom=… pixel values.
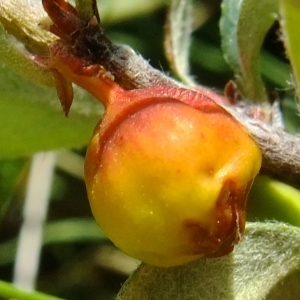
left=0, top=0, right=300, bottom=299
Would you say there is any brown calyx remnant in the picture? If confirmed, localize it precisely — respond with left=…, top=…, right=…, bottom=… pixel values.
left=184, top=179, right=252, bottom=258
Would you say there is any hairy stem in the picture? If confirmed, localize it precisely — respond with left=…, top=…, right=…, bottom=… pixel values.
left=1, top=0, right=300, bottom=187
left=96, top=42, right=300, bottom=187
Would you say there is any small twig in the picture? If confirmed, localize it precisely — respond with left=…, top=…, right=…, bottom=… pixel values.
left=55, top=0, right=300, bottom=187
left=226, top=107, right=300, bottom=186
left=87, top=41, right=300, bottom=187
left=1, top=0, right=300, bottom=187
left=75, top=0, right=300, bottom=187
left=104, top=44, right=183, bottom=90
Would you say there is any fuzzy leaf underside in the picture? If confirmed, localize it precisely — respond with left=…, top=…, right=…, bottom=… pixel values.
left=116, top=222, right=300, bottom=300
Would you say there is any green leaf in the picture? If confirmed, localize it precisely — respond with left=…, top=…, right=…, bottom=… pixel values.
left=99, top=0, right=168, bottom=24
left=0, top=218, right=106, bottom=266
left=0, top=158, right=25, bottom=220
left=260, top=51, right=292, bottom=88
left=0, top=0, right=56, bottom=52
left=116, top=222, right=300, bottom=300
left=281, top=96, right=300, bottom=133
left=0, top=1, right=104, bottom=158
left=164, top=0, right=196, bottom=85
left=0, top=64, right=103, bottom=158
left=248, top=175, right=300, bottom=226
left=191, top=39, right=231, bottom=74
left=75, top=0, right=95, bottom=22
left=0, top=0, right=57, bottom=87
left=220, top=0, right=278, bottom=102
left=0, top=279, right=65, bottom=300
left=0, top=21, right=54, bottom=88
left=43, top=218, right=106, bottom=245
left=279, top=0, right=300, bottom=108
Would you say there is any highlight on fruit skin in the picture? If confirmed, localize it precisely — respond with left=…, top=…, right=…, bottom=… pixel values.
left=42, top=0, right=262, bottom=267
left=85, top=88, right=262, bottom=267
